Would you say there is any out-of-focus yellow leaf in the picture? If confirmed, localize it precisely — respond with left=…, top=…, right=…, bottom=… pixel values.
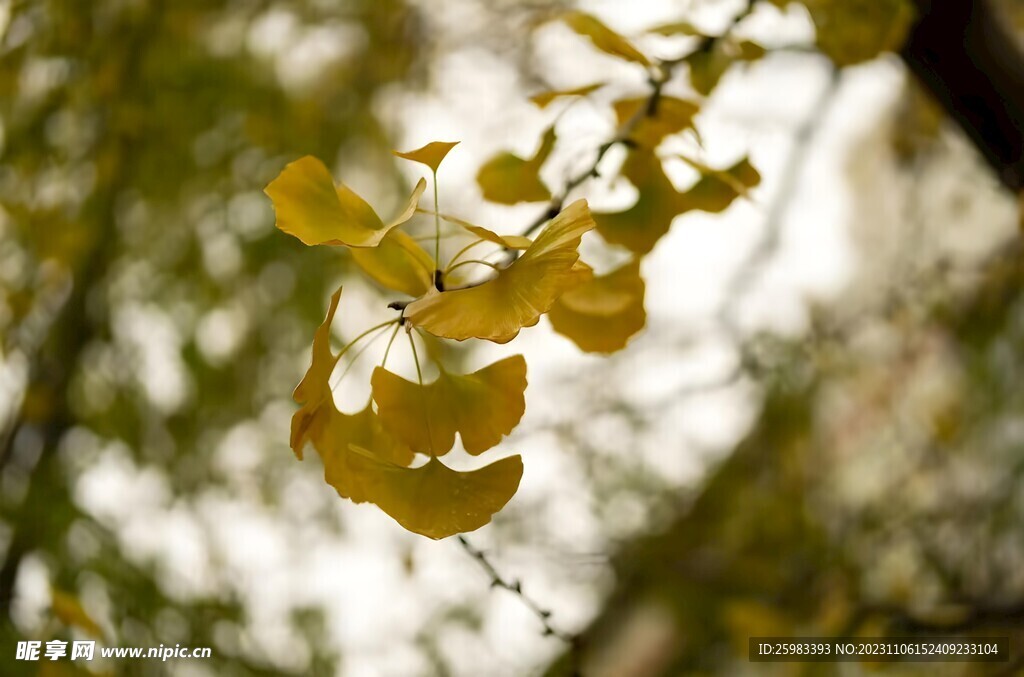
left=560, top=11, right=650, bottom=66
left=679, top=156, right=761, bottom=213
left=549, top=259, right=646, bottom=353
left=805, top=0, right=915, bottom=66
left=614, top=97, right=700, bottom=148
left=687, top=39, right=766, bottom=96
left=406, top=200, right=596, bottom=343
left=393, top=141, right=459, bottom=173
left=596, top=152, right=759, bottom=254
left=476, top=127, right=556, bottom=204
left=351, top=230, right=435, bottom=296
left=290, top=285, right=344, bottom=459
left=51, top=589, right=103, bottom=638
left=371, top=355, right=527, bottom=455
left=313, top=404, right=414, bottom=503
left=529, top=83, right=604, bottom=109
left=595, top=151, right=686, bottom=254
left=265, top=156, right=426, bottom=248
left=439, top=214, right=533, bottom=249
left=648, top=20, right=703, bottom=36
left=351, top=453, right=523, bottom=540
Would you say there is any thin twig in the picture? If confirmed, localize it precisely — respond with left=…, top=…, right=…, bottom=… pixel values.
left=456, top=535, right=579, bottom=647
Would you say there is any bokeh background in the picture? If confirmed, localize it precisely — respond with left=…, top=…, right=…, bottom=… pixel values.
left=1, top=0, right=1024, bottom=675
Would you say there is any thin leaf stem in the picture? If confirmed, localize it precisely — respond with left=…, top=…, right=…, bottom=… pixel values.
left=444, top=238, right=487, bottom=272
left=336, top=319, right=399, bottom=362
left=380, top=322, right=402, bottom=369
left=331, top=323, right=393, bottom=392
left=444, top=258, right=503, bottom=277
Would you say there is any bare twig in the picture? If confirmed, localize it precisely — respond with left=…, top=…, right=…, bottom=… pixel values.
left=456, top=535, right=577, bottom=645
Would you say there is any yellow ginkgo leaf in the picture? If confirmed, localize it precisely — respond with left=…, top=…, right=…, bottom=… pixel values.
left=439, top=213, right=533, bottom=249
left=51, top=589, right=103, bottom=638
left=596, top=153, right=759, bottom=254
left=560, top=11, right=650, bottom=66
left=313, top=403, right=414, bottom=504
left=679, top=156, right=761, bottom=213
left=265, top=156, right=426, bottom=248
left=393, top=141, right=460, bottom=173
left=351, top=453, right=524, bottom=540
left=405, top=199, right=597, bottom=343
left=648, top=20, right=703, bottom=36
left=614, top=97, right=700, bottom=148
left=805, top=0, right=914, bottom=67
left=371, top=355, right=527, bottom=455
left=351, top=230, right=435, bottom=296
left=529, top=83, right=605, bottom=109
left=549, top=259, right=646, bottom=353
left=595, top=151, right=687, bottom=254
left=290, top=285, right=343, bottom=459
left=687, top=39, right=766, bottom=96
left=476, top=127, right=556, bottom=204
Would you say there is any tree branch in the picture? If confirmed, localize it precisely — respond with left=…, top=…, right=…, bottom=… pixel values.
left=901, top=0, right=1024, bottom=190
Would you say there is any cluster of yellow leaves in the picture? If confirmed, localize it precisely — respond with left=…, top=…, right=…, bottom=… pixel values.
left=265, top=8, right=782, bottom=538
left=288, top=286, right=525, bottom=539
left=266, top=144, right=626, bottom=538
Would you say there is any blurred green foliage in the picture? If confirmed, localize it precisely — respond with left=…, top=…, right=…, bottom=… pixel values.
left=0, top=0, right=423, bottom=674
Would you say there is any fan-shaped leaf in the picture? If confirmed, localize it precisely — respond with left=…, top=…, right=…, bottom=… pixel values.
left=266, top=156, right=426, bottom=248
left=371, top=355, right=527, bottom=455
left=394, top=141, right=460, bottom=173
left=352, top=453, right=523, bottom=540
left=549, top=259, right=646, bottom=353
left=476, top=127, right=556, bottom=204
left=594, top=151, right=686, bottom=254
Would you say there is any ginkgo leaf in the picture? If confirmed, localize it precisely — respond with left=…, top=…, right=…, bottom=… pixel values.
left=51, top=589, right=103, bottom=638
left=476, top=127, right=556, bottom=204
left=687, top=39, right=766, bottom=96
left=560, top=11, right=650, bottom=66
left=371, top=355, right=527, bottom=455
left=266, top=156, right=426, bottom=248
left=648, top=20, right=703, bottom=36
left=313, top=404, right=414, bottom=504
left=529, top=83, right=604, bottom=109
left=549, top=259, right=646, bottom=353
left=596, top=152, right=759, bottom=254
left=679, top=156, right=761, bottom=213
left=805, top=0, right=914, bottom=67
left=614, top=97, right=700, bottom=148
left=351, top=230, right=435, bottom=296
left=290, top=285, right=344, bottom=459
left=438, top=213, right=533, bottom=249
left=594, top=151, right=686, bottom=254
left=394, top=141, right=460, bottom=173
left=352, top=453, right=524, bottom=540
left=405, top=199, right=597, bottom=343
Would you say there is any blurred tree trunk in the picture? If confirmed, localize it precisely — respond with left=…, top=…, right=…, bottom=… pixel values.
left=901, top=0, right=1024, bottom=189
